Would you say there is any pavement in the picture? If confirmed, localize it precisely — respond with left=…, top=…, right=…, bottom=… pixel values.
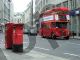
left=2, top=49, right=69, bottom=60
left=70, top=36, right=80, bottom=40
left=0, top=33, right=80, bottom=60
left=0, top=33, right=68, bottom=60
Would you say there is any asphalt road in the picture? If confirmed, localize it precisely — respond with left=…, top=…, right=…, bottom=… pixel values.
left=0, top=33, right=80, bottom=60
left=25, top=34, right=80, bottom=60
left=35, top=35, right=80, bottom=60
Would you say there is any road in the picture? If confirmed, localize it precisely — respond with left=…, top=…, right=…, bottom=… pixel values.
left=0, top=33, right=80, bottom=60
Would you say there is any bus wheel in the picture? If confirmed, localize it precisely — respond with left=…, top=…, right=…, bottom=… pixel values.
left=51, top=33, right=56, bottom=39
left=41, top=33, right=45, bottom=38
left=65, top=36, right=69, bottom=40
left=42, top=36, right=45, bottom=38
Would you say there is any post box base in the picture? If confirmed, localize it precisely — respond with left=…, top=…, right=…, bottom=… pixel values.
left=12, top=44, right=23, bottom=52
left=6, top=47, right=12, bottom=49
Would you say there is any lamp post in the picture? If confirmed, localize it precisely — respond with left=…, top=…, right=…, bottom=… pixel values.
left=31, top=0, right=33, bottom=27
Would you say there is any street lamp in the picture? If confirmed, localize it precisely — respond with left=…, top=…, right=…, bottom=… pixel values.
left=31, top=0, right=33, bottom=27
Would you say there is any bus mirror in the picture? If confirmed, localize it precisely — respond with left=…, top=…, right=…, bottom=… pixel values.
left=66, top=15, right=70, bottom=20
left=55, top=14, right=59, bottom=20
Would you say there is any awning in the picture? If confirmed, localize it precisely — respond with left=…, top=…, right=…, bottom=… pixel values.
left=69, top=10, right=75, bottom=16
left=69, top=8, right=80, bottom=16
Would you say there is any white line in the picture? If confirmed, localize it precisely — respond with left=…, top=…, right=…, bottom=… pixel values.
left=64, top=53, right=80, bottom=57
left=67, top=42, right=80, bottom=45
left=35, top=47, right=50, bottom=51
left=23, top=42, right=29, bottom=43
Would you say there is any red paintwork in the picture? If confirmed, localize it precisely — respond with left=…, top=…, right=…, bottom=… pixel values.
left=5, top=23, right=14, bottom=49
left=41, top=7, right=70, bottom=15
left=39, top=22, right=70, bottom=38
left=39, top=7, right=70, bottom=38
left=13, top=24, right=24, bottom=45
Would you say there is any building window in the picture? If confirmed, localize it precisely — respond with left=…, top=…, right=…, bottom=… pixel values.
left=8, top=0, right=11, bottom=2
left=41, top=0, right=42, bottom=8
left=35, top=0, right=38, bottom=5
left=63, top=1, right=68, bottom=7
left=76, top=0, right=80, bottom=8
left=70, top=0, right=77, bottom=10
left=38, top=4, right=40, bottom=11
left=45, top=0, right=48, bottom=4
left=43, top=0, right=45, bottom=5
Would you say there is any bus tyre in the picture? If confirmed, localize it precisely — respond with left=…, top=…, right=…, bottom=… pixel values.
left=65, top=36, right=69, bottom=40
left=41, top=33, right=45, bottom=38
left=42, top=36, right=45, bottom=38
left=51, top=33, right=56, bottom=39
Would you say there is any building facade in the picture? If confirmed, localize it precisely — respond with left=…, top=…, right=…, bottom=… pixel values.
left=14, top=13, right=23, bottom=23
left=0, top=0, right=13, bottom=32
left=68, top=0, right=80, bottom=36
left=35, top=0, right=56, bottom=31
left=22, top=2, right=33, bottom=33
left=10, top=0, right=14, bottom=22
left=24, top=2, right=33, bottom=27
left=55, top=0, right=80, bottom=36
left=35, top=0, right=55, bottom=13
left=35, top=0, right=80, bottom=36
left=0, top=0, right=13, bottom=24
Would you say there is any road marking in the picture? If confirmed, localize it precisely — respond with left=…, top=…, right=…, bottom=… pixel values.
left=35, top=47, right=50, bottom=51
left=25, top=51, right=69, bottom=60
left=67, top=42, right=80, bottom=45
left=64, top=53, right=80, bottom=57
left=23, top=42, right=29, bottom=43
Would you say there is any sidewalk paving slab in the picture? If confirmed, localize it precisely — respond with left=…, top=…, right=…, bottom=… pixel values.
left=1, top=48, right=69, bottom=60
left=70, top=36, right=80, bottom=40
left=0, top=48, right=7, bottom=60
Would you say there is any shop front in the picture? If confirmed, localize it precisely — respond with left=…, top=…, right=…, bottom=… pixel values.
left=69, top=8, right=80, bottom=36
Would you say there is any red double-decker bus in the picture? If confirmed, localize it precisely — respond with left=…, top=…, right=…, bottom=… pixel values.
left=39, top=7, right=70, bottom=39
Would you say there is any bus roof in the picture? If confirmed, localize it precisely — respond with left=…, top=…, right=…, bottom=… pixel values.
left=52, top=7, right=69, bottom=11
left=41, top=7, right=69, bottom=15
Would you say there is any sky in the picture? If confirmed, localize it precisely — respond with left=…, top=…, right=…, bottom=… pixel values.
left=12, top=0, right=31, bottom=13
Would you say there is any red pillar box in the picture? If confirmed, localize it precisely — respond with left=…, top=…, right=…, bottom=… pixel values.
left=5, top=23, right=14, bottom=49
left=12, top=24, right=24, bottom=52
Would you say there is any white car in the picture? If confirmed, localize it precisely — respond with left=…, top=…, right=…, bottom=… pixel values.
left=30, top=27, right=37, bottom=35
left=24, top=29, right=30, bottom=34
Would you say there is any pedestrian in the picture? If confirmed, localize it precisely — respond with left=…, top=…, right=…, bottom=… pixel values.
left=72, top=31, right=75, bottom=39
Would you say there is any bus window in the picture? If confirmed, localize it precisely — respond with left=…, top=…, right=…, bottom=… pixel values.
left=41, top=23, right=46, bottom=28
left=44, top=24, right=49, bottom=29
left=59, top=15, right=67, bottom=20
left=46, top=25, right=50, bottom=29
left=56, top=22, right=67, bottom=28
left=41, top=23, right=50, bottom=29
left=51, top=23, right=56, bottom=27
